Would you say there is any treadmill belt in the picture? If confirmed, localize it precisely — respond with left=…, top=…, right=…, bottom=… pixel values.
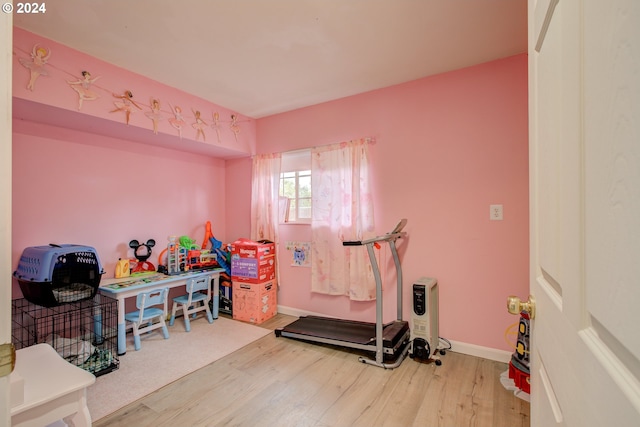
left=283, top=316, right=376, bottom=345
left=281, top=315, right=409, bottom=348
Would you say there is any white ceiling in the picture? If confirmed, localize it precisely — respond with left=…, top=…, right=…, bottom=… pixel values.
left=13, top=0, right=527, bottom=119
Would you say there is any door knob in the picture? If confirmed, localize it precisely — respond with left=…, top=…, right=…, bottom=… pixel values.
left=507, top=294, right=536, bottom=319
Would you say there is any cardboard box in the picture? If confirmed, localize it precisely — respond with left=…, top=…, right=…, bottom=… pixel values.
left=231, top=254, right=276, bottom=283
left=231, top=239, right=275, bottom=259
left=232, top=279, right=277, bottom=324
left=231, top=238, right=276, bottom=283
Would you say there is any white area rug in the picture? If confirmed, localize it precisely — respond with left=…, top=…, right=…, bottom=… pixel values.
left=87, top=316, right=271, bottom=421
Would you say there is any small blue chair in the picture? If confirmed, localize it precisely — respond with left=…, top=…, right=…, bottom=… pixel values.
left=124, top=288, right=170, bottom=351
left=169, top=275, right=213, bottom=332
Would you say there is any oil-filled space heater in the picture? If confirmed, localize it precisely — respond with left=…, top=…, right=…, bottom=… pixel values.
left=410, top=276, right=445, bottom=365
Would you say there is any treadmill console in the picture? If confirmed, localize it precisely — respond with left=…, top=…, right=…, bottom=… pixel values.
left=391, top=218, right=408, bottom=234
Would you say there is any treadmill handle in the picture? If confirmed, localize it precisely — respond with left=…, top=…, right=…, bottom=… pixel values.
left=343, top=219, right=408, bottom=247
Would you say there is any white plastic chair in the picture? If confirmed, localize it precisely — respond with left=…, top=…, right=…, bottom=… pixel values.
left=169, top=275, right=213, bottom=332
left=124, top=287, right=170, bottom=351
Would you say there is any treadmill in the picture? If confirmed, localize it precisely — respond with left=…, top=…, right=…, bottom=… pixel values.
left=275, top=219, right=411, bottom=369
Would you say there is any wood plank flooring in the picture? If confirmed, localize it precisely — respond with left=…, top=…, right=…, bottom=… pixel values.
left=94, top=314, right=529, bottom=427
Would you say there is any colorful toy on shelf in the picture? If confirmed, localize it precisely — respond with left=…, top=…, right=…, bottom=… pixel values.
left=128, top=239, right=156, bottom=273
left=179, top=235, right=198, bottom=250
left=164, top=235, right=186, bottom=275
left=114, top=258, right=130, bottom=278
left=158, top=230, right=220, bottom=275
left=202, top=221, right=215, bottom=249
left=202, top=220, right=231, bottom=276
left=209, top=235, right=231, bottom=275
left=187, top=248, right=217, bottom=270
left=154, top=223, right=229, bottom=275
left=204, top=226, right=232, bottom=290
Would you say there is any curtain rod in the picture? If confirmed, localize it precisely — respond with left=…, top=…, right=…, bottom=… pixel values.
left=252, top=137, right=375, bottom=159
left=283, top=137, right=376, bottom=156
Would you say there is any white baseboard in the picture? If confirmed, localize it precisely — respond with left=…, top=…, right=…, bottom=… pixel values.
left=277, top=305, right=334, bottom=319
left=445, top=339, right=511, bottom=363
left=277, top=304, right=512, bottom=364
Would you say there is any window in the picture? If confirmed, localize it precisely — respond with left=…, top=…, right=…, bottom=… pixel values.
left=279, top=150, right=311, bottom=224
left=280, top=170, right=311, bottom=223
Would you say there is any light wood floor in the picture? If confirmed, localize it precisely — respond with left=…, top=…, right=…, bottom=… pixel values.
left=94, top=314, right=529, bottom=427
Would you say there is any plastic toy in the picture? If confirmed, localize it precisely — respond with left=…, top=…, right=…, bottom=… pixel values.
left=115, top=258, right=130, bottom=278
left=179, top=235, right=198, bottom=250
left=209, top=235, right=231, bottom=275
left=201, top=221, right=231, bottom=283
left=129, top=239, right=156, bottom=273
left=200, top=221, right=231, bottom=275
left=157, top=229, right=221, bottom=275
left=202, top=221, right=214, bottom=249
left=155, top=223, right=229, bottom=275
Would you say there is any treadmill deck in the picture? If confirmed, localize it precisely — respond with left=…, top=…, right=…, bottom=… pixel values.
left=277, top=315, right=409, bottom=349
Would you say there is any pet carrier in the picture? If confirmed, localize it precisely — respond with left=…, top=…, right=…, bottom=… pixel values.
left=14, top=244, right=105, bottom=307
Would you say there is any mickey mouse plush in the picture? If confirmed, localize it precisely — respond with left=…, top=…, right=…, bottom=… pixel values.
left=129, top=239, right=156, bottom=273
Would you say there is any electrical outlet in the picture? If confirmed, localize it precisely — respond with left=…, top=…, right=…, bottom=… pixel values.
left=490, top=204, right=503, bottom=221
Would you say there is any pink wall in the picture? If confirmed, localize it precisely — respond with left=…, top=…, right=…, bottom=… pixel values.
left=255, top=55, right=529, bottom=352
left=11, top=28, right=256, bottom=306
left=224, top=157, right=252, bottom=242
left=12, top=120, right=225, bottom=300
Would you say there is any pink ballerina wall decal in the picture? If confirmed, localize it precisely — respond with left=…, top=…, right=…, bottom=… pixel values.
left=19, top=44, right=51, bottom=91
left=211, top=112, right=222, bottom=143
left=110, top=90, right=142, bottom=125
left=192, top=109, right=207, bottom=141
left=230, top=114, right=241, bottom=142
left=67, top=71, right=101, bottom=110
left=168, top=104, right=187, bottom=138
left=145, top=98, right=164, bottom=134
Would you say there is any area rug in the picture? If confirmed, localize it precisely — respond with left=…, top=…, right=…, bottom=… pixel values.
left=86, top=316, right=271, bottom=421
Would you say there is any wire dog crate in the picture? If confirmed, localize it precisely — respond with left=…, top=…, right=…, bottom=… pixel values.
left=12, top=295, right=119, bottom=377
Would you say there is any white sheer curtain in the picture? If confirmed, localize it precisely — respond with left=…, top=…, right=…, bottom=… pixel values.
left=250, top=153, right=281, bottom=243
left=311, top=138, right=375, bottom=301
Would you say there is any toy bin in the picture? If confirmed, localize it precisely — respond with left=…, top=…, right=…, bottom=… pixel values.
left=232, top=279, right=277, bottom=324
left=13, top=244, right=105, bottom=307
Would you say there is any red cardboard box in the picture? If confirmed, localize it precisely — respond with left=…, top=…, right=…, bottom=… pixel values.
left=232, top=279, right=277, bottom=324
left=231, top=254, right=276, bottom=283
left=231, top=239, right=276, bottom=283
left=231, top=239, right=275, bottom=259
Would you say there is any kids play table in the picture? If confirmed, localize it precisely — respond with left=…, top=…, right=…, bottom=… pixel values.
left=99, top=268, right=223, bottom=355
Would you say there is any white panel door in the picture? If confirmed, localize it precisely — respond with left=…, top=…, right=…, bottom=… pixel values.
left=528, top=0, right=640, bottom=425
left=0, top=11, right=12, bottom=427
